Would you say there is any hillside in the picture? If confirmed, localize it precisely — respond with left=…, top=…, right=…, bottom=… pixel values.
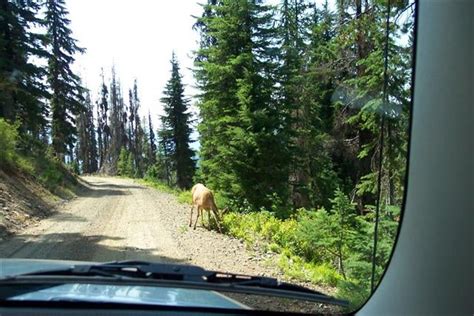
left=0, top=167, right=85, bottom=239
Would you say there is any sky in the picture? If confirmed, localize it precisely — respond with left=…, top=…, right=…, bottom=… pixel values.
left=65, top=0, right=340, bottom=132
left=67, top=0, right=203, bottom=129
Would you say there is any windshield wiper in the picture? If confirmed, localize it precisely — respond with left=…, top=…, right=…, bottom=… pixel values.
left=0, top=260, right=349, bottom=307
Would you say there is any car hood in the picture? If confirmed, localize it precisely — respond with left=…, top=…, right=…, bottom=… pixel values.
left=0, top=259, right=248, bottom=309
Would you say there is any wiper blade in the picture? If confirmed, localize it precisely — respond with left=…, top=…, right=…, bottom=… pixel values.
left=1, top=260, right=349, bottom=307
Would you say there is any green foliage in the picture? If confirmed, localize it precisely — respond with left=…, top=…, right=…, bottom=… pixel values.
left=278, top=252, right=343, bottom=287
left=159, top=53, right=195, bottom=189
left=218, top=188, right=401, bottom=308
left=177, top=190, right=192, bottom=204
left=0, top=119, right=19, bottom=168
left=336, top=280, right=371, bottom=311
left=68, top=161, right=80, bottom=175
left=0, top=0, right=48, bottom=135
left=117, top=148, right=128, bottom=176
left=194, top=0, right=290, bottom=210
left=45, top=0, right=85, bottom=157
left=117, top=148, right=135, bottom=177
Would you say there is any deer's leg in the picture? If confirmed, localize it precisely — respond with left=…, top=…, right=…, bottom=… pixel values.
left=207, top=209, right=211, bottom=229
left=193, top=206, right=200, bottom=230
left=189, top=204, right=194, bottom=227
left=210, top=210, right=222, bottom=233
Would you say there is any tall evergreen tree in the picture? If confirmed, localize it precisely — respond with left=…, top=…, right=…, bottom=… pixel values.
left=0, top=0, right=48, bottom=137
left=160, top=53, right=195, bottom=189
left=195, top=0, right=288, bottom=209
left=278, top=0, right=312, bottom=208
left=45, top=0, right=84, bottom=158
left=331, top=0, right=412, bottom=212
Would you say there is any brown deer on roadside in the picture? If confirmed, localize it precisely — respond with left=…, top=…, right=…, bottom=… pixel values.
left=189, top=183, right=222, bottom=233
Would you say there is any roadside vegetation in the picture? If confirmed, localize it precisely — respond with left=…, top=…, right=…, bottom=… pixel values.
left=0, top=119, right=79, bottom=198
left=143, top=175, right=399, bottom=309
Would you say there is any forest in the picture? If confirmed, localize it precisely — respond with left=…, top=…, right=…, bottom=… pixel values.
left=0, top=0, right=415, bottom=307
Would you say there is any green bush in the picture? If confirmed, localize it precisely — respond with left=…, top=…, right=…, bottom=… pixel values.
left=277, top=251, right=343, bottom=287
left=118, top=148, right=135, bottom=177
left=0, top=118, right=19, bottom=168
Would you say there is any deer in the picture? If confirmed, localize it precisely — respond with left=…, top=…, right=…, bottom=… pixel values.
left=189, top=183, right=222, bottom=233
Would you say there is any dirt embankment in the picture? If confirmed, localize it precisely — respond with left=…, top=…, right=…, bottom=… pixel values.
left=0, top=169, right=65, bottom=238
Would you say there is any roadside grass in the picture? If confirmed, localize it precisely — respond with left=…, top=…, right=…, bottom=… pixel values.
left=139, top=178, right=178, bottom=194
left=139, top=178, right=193, bottom=206
left=177, top=190, right=192, bottom=204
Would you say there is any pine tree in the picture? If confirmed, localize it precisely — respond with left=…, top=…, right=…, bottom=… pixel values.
left=195, top=0, right=287, bottom=209
left=45, top=0, right=84, bottom=159
left=0, top=0, right=48, bottom=137
left=297, top=1, right=340, bottom=209
left=278, top=0, right=312, bottom=208
left=160, top=53, right=195, bottom=189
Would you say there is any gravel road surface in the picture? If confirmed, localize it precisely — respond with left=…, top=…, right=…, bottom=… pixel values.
left=0, top=176, right=340, bottom=313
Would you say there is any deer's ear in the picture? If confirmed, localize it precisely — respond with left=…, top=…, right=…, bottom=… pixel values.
left=221, top=207, right=229, bottom=214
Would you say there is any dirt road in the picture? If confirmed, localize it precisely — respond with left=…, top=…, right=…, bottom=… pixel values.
left=0, top=176, right=276, bottom=275
left=0, top=176, right=338, bottom=313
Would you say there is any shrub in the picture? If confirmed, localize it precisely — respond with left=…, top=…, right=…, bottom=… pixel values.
left=0, top=118, right=19, bottom=168
left=277, top=251, right=343, bottom=287
left=272, top=218, right=298, bottom=249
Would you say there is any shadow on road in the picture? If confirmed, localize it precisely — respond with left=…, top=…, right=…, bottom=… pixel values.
left=72, top=178, right=145, bottom=198
left=0, top=232, right=187, bottom=265
left=75, top=188, right=127, bottom=198
left=49, top=213, right=88, bottom=223
left=82, top=179, right=144, bottom=190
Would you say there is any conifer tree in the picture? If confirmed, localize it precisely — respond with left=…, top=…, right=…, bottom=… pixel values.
left=0, top=0, right=48, bottom=137
left=278, top=0, right=312, bottom=208
left=199, top=0, right=290, bottom=208
left=45, top=0, right=84, bottom=158
left=160, top=53, right=195, bottom=189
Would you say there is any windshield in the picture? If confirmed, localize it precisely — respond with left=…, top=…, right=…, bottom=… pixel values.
left=0, top=0, right=416, bottom=313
